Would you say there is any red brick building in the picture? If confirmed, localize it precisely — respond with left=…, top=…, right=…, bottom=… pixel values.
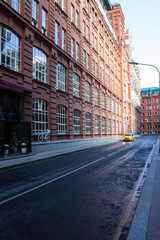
left=141, top=87, right=160, bottom=134
left=0, top=0, right=141, bottom=155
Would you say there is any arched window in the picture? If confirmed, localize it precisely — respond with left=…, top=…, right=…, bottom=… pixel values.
left=73, top=109, right=81, bottom=134
left=33, top=99, right=48, bottom=135
left=73, top=73, right=80, bottom=97
left=85, top=81, right=91, bottom=102
left=95, top=115, right=99, bottom=134
left=56, top=63, right=66, bottom=91
left=85, top=112, right=91, bottom=134
left=0, top=25, right=20, bottom=72
left=102, top=117, right=106, bottom=134
left=57, top=105, right=67, bottom=134
left=33, top=47, right=48, bottom=83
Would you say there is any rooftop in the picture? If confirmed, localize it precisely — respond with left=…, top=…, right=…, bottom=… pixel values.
left=141, top=87, right=160, bottom=95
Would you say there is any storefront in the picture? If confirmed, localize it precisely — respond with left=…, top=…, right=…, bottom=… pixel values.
left=0, top=79, right=40, bottom=156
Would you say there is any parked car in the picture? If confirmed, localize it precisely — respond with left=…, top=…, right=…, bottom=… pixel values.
left=123, top=133, right=134, bottom=142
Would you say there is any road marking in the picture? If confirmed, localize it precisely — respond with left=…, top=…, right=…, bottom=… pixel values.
left=0, top=157, right=105, bottom=205
left=107, top=151, right=117, bottom=156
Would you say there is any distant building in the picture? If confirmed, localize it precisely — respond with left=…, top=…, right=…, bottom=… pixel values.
left=140, top=87, right=160, bottom=134
left=0, top=0, right=141, bottom=155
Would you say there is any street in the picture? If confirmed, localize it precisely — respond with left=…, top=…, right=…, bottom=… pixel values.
left=0, top=135, right=158, bottom=240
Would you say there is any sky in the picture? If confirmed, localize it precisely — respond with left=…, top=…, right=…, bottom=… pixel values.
left=110, top=0, right=160, bottom=89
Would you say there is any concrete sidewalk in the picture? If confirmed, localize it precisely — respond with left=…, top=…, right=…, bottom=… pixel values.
left=0, top=137, right=122, bottom=171
left=127, top=139, right=160, bottom=240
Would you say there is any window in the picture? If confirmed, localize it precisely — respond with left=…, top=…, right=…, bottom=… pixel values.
left=86, top=0, right=89, bottom=13
left=85, top=81, right=91, bottom=102
left=93, top=59, right=95, bottom=75
left=76, top=42, right=79, bottom=62
left=95, top=115, right=99, bottom=134
left=71, top=4, right=74, bottom=23
left=0, top=25, right=20, bottom=72
left=83, top=50, right=86, bottom=68
left=119, top=122, right=122, bottom=134
left=56, top=63, right=66, bottom=91
left=116, top=121, right=118, bottom=134
left=86, top=25, right=89, bottom=41
left=115, top=102, right=118, bottom=114
left=83, top=0, right=85, bottom=8
left=92, top=34, right=94, bottom=48
left=71, top=38, right=75, bottom=58
left=94, top=87, right=99, bottom=106
left=95, top=62, right=97, bottom=77
left=101, top=92, right=105, bottom=109
left=42, top=8, right=47, bottom=35
left=99, top=67, right=102, bottom=81
left=87, top=53, right=89, bottom=71
left=73, top=73, right=80, bottom=97
left=33, top=99, right=48, bottom=135
left=62, top=28, right=66, bottom=51
left=83, top=21, right=85, bottom=37
left=86, top=112, right=91, bottom=134
left=73, top=109, right=81, bottom=134
left=112, top=99, right=114, bottom=113
left=95, top=37, right=97, bottom=51
left=12, top=0, right=19, bottom=13
left=32, top=0, right=38, bottom=28
left=119, top=104, right=121, bottom=116
left=55, top=21, right=59, bottom=45
left=33, top=47, right=48, bottom=83
left=102, top=117, right=106, bottom=134
left=112, top=120, right=115, bottom=134
left=62, top=0, right=65, bottom=11
left=76, top=11, right=79, bottom=28
left=108, top=118, right=111, bottom=134
left=107, top=96, right=110, bottom=111
left=57, top=105, right=67, bottom=134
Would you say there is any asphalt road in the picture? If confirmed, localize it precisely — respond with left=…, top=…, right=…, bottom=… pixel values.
left=0, top=135, right=158, bottom=240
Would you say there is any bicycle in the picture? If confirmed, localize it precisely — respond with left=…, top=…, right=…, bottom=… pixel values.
left=38, top=129, right=51, bottom=142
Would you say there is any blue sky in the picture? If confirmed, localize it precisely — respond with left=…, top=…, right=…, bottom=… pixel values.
left=110, top=0, right=160, bottom=89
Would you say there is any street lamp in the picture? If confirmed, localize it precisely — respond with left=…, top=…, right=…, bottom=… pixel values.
left=129, top=61, right=160, bottom=135
left=129, top=62, right=160, bottom=88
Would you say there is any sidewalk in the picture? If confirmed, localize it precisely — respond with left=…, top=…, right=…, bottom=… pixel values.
left=0, top=137, right=122, bottom=171
left=127, top=139, right=160, bottom=240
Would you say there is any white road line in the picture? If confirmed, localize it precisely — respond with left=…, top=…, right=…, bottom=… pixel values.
left=107, top=151, right=116, bottom=156
left=0, top=157, right=105, bottom=205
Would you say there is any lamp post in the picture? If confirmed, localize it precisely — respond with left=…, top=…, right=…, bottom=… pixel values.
left=129, top=62, right=160, bottom=88
left=129, top=61, right=160, bottom=135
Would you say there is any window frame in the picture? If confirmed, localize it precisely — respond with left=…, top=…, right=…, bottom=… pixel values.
left=73, top=109, right=81, bottom=134
left=56, top=63, right=66, bottom=92
left=0, top=25, right=20, bottom=72
left=33, top=47, right=48, bottom=84
left=57, top=105, right=67, bottom=135
left=32, top=99, right=48, bottom=135
left=73, top=73, right=80, bottom=98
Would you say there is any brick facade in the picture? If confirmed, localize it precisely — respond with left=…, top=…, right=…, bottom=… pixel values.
left=0, top=0, right=141, bottom=153
left=141, top=88, right=160, bottom=134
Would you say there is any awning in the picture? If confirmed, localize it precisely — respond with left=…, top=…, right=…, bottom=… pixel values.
left=0, top=78, right=41, bottom=95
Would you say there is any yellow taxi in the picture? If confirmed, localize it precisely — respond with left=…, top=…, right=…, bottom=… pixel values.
left=123, top=133, right=134, bottom=142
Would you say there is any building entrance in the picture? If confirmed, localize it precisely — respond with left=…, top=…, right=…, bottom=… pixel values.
left=0, top=90, right=31, bottom=156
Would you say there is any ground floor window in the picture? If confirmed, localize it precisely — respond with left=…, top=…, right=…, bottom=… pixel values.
left=95, top=115, right=99, bottom=134
left=108, top=118, right=111, bottom=134
left=85, top=112, right=91, bottom=134
left=57, top=105, right=67, bottom=134
left=33, top=99, right=48, bottom=135
left=73, top=109, right=81, bottom=134
left=102, top=117, right=106, bottom=134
